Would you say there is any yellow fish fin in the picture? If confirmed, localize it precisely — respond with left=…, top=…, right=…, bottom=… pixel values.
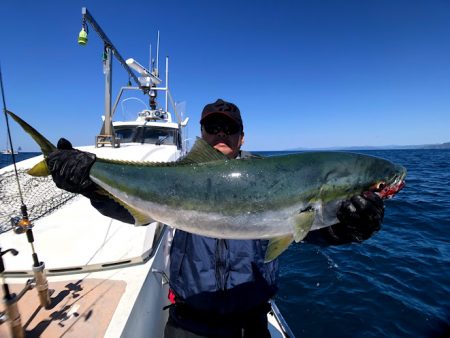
left=264, top=208, right=316, bottom=263
left=293, top=208, right=315, bottom=242
left=27, top=160, right=50, bottom=177
left=101, top=189, right=156, bottom=226
left=265, top=235, right=294, bottom=263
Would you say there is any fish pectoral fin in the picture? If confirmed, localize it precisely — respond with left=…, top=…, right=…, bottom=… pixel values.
left=265, top=235, right=294, bottom=263
left=130, top=210, right=156, bottom=227
left=264, top=208, right=316, bottom=263
left=177, top=137, right=228, bottom=164
left=293, top=208, right=315, bottom=242
left=103, top=191, right=156, bottom=226
left=27, top=160, right=50, bottom=177
left=125, top=205, right=155, bottom=226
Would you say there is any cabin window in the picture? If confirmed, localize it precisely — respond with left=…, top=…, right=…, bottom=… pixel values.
left=115, top=126, right=179, bottom=146
left=115, top=128, right=135, bottom=142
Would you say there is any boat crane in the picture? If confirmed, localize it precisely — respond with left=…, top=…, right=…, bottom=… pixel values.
left=78, top=7, right=188, bottom=149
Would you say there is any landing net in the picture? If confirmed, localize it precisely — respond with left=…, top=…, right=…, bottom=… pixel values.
left=0, top=169, right=76, bottom=232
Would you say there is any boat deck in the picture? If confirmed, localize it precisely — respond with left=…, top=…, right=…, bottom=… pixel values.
left=0, top=279, right=126, bottom=337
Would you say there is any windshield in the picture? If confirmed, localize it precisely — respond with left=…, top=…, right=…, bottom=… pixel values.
left=115, top=126, right=179, bottom=146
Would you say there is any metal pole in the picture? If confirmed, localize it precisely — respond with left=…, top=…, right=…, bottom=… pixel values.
left=104, top=46, right=113, bottom=140
left=156, top=31, right=160, bottom=76
left=165, top=57, right=169, bottom=113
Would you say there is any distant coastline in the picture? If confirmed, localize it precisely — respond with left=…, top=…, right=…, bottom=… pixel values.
left=289, top=141, right=450, bottom=151
left=5, top=142, right=450, bottom=154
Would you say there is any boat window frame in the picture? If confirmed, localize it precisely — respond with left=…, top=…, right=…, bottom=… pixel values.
left=114, top=125, right=180, bottom=147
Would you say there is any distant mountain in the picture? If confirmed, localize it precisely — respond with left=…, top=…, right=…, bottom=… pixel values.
left=420, top=142, right=450, bottom=149
left=290, top=142, right=450, bottom=151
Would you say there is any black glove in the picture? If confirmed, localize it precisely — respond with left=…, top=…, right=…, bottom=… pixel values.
left=47, top=138, right=97, bottom=194
left=336, top=191, right=385, bottom=242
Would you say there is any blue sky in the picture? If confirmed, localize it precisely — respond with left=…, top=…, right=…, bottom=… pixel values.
left=1, top=0, right=449, bottom=151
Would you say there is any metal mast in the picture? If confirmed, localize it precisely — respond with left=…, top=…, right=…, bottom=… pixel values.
left=80, top=7, right=142, bottom=147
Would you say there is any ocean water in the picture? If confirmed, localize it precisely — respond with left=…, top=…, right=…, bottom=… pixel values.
left=261, top=149, right=450, bottom=338
left=1, top=150, right=449, bottom=337
left=0, top=152, right=39, bottom=168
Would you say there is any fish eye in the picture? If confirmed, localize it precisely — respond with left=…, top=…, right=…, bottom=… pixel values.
left=376, top=181, right=386, bottom=190
left=370, top=181, right=386, bottom=192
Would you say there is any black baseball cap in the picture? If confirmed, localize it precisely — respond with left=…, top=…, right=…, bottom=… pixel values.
left=200, top=99, right=243, bottom=129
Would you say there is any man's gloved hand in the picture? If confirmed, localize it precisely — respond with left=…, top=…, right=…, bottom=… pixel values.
left=336, top=191, right=385, bottom=242
left=47, top=138, right=97, bottom=194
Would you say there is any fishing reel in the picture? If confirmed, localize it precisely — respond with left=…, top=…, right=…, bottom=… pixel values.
left=10, top=205, right=33, bottom=235
left=10, top=217, right=33, bottom=235
left=9, top=207, right=51, bottom=310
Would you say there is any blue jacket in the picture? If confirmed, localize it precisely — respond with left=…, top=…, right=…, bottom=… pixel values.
left=169, top=230, right=279, bottom=315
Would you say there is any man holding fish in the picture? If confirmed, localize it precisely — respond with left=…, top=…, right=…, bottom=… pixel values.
left=44, top=99, right=386, bottom=337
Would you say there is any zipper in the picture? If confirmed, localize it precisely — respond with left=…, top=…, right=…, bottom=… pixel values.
left=215, top=239, right=228, bottom=291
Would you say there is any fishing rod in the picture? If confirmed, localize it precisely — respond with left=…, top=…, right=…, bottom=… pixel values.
left=0, top=64, right=51, bottom=337
left=0, top=247, right=25, bottom=338
left=0, top=65, right=23, bottom=202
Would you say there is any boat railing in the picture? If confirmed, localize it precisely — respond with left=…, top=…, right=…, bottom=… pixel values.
left=3, top=224, right=168, bottom=279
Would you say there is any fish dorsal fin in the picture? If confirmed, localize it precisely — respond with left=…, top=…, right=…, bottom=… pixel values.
left=178, top=138, right=228, bottom=164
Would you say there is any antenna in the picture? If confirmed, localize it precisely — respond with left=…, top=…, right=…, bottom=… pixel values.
left=148, top=44, right=153, bottom=73
left=156, top=31, right=160, bottom=77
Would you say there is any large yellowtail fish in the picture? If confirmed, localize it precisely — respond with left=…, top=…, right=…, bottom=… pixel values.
left=7, top=111, right=406, bottom=261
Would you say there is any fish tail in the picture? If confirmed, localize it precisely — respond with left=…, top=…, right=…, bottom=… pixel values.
left=7, top=110, right=56, bottom=176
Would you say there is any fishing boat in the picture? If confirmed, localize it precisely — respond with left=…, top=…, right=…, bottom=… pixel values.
left=1, top=149, right=17, bottom=155
left=1, top=144, right=19, bottom=155
left=0, top=7, right=294, bottom=338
